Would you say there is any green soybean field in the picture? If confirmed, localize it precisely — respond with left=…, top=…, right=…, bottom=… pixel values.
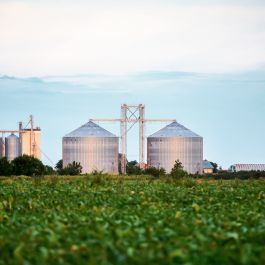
left=0, top=176, right=264, bottom=265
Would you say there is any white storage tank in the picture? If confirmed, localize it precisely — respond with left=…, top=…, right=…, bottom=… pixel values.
left=62, top=121, right=119, bottom=174
left=5, top=134, right=19, bottom=161
left=147, top=122, right=203, bottom=174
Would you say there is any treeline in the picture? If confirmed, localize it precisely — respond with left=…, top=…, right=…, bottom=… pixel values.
left=126, top=160, right=188, bottom=179
left=0, top=156, right=82, bottom=177
left=1, top=156, right=265, bottom=179
left=55, top=159, right=82, bottom=175
left=198, top=170, right=265, bottom=180
left=0, top=156, right=187, bottom=178
left=126, top=160, right=265, bottom=179
left=0, top=155, right=53, bottom=176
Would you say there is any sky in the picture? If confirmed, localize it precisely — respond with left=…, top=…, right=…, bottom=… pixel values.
left=0, top=0, right=265, bottom=168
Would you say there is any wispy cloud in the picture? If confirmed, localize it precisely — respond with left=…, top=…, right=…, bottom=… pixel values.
left=0, top=1, right=265, bottom=76
left=1, top=68, right=264, bottom=96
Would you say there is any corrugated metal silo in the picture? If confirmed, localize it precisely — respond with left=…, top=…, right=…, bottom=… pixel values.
left=5, top=134, right=20, bottom=161
left=147, top=122, right=203, bottom=174
left=63, top=121, right=119, bottom=174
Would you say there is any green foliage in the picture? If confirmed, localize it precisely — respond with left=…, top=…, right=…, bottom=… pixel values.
left=11, top=155, right=45, bottom=176
left=209, top=161, right=218, bottom=173
left=91, top=169, right=105, bottom=175
left=44, top=165, right=55, bottom=175
left=170, top=160, right=188, bottom=179
left=0, top=156, right=54, bottom=177
left=143, top=166, right=166, bottom=178
left=126, top=160, right=143, bottom=175
left=55, top=159, right=63, bottom=170
left=58, top=161, right=82, bottom=175
left=126, top=161, right=166, bottom=178
left=90, top=170, right=110, bottom=186
left=0, top=177, right=264, bottom=264
left=0, top=157, right=12, bottom=176
left=200, top=170, right=265, bottom=180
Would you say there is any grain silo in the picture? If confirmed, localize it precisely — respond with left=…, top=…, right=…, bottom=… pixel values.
left=20, top=128, right=41, bottom=159
left=62, top=121, right=119, bottom=174
left=5, top=134, right=19, bottom=161
left=147, top=122, right=203, bottom=174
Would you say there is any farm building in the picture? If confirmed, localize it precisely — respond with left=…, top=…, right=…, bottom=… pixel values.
left=230, top=164, right=265, bottom=172
left=203, top=160, right=214, bottom=174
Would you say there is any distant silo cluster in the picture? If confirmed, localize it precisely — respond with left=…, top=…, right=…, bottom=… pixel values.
left=62, top=105, right=203, bottom=175
left=0, top=116, right=41, bottom=161
left=147, top=122, right=203, bottom=174
left=63, top=121, right=119, bottom=174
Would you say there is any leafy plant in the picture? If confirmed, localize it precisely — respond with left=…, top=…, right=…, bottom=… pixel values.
left=126, top=160, right=143, bottom=175
left=0, top=175, right=264, bottom=264
left=44, top=165, right=55, bottom=175
left=11, top=155, right=45, bottom=176
left=143, top=166, right=166, bottom=178
left=0, top=157, right=12, bottom=176
left=55, top=159, right=63, bottom=171
left=58, top=161, right=82, bottom=175
left=170, top=160, right=188, bottom=179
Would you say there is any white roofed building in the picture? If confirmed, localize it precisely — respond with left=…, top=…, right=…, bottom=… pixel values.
left=231, top=164, right=265, bottom=172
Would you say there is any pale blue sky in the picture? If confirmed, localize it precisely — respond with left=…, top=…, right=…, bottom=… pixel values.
left=0, top=1, right=265, bottom=168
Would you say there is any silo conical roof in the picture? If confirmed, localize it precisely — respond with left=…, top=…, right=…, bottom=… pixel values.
left=148, top=122, right=201, bottom=138
left=7, top=133, right=19, bottom=139
left=64, top=121, right=117, bottom=138
left=203, top=160, right=214, bottom=169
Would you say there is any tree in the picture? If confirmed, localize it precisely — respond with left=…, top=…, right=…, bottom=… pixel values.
left=55, top=159, right=63, bottom=170
left=170, top=160, right=188, bottom=179
left=44, top=165, right=55, bottom=175
left=58, top=161, right=82, bottom=175
left=126, top=160, right=143, bottom=175
left=143, top=167, right=166, bottom=178
left=210, top=161, right=218, bottom=173
left=11, top=155, right=45, bottom=176
left=0, top=157, right=13, bottom=176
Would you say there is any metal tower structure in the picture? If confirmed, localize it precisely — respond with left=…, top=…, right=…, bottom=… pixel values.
left=0, top=115, right=37, bottom=157
left=120, top=104, right=145, bottom=173
left=90, top=104, right=176, bottom=174
left=29, top=114, right=36, bottom=157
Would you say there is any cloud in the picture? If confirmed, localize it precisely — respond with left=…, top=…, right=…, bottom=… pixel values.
left=0, top=2, right=265, bottom=76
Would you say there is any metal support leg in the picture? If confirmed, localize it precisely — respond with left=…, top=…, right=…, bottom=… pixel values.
left=120, top=104, right=127, bottom=174
left=139, top=104, right=145, bottom=169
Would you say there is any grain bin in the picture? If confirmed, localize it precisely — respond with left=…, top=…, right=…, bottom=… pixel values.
left=20, top=128, right=41, bottom=159
left=5, top=134, right=19, bottom=161
left=147, top=122, right=203, bottom=174
left=62, top=121, right=119, bottom=174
